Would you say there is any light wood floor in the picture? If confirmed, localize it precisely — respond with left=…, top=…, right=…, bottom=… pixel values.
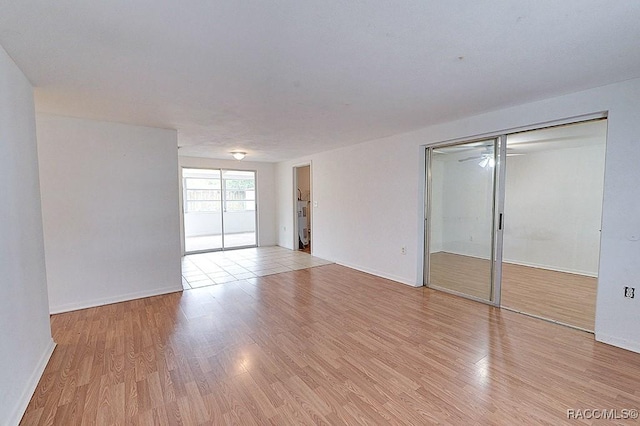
left=430, top=252, right=596, bottom=331
left=22, top=264, right=638, bottom=425
left=429, top=252, right=493, bottom=300
left=502, top=262, right=596, bottom=331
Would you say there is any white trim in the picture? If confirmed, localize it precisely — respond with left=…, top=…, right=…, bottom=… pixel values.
left=292, top=166, right=299, bottom=251
left=179, top=166, right=186, bottom=256
left=292, top=162, right=312, bottom=253
left=333, top=259, right=419, bottom=287
left=596, top=333, right=640, bottom=354
left=417, top=146, right=428, bottom=286
left=9, top=338, right=56, bottom=426
left=49, top=285, right=182, bottom=314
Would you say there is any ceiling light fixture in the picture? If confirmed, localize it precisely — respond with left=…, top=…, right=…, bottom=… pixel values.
left=231, top=151, right=246, bottom=160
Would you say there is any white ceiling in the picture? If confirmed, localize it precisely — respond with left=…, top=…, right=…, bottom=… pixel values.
left=1, top=1, right=638, bottom=162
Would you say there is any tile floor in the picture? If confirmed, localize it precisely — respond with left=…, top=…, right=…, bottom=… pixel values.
left=181, top=246, right=333, bottom=289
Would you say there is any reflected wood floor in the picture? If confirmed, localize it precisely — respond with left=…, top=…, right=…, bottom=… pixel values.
left=430, top=252, right=596, bottom=331
left=502, top=263, right=596, bottom=331
left=22, top=264, right=638, bottom=425
left=429, top=252, right=493, bottom=300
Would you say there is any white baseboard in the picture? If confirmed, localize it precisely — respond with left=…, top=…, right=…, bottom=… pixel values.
left=595, top=333, right=640, bottom=354
left=9, top=338, right=56, bottom=426
left=49, top=285, right=182, bottom=314
left=502, top=258, right=597, bottom=277
left=332, top=259, right=420, bottom=288
left=434, top=251, right=598, bottom=277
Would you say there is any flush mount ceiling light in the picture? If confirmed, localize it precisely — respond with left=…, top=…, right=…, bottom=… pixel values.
left=231, top=151, right=246, bottom=160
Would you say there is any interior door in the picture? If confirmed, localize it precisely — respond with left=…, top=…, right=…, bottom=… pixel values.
left=425, top=139, right=499, bottom=302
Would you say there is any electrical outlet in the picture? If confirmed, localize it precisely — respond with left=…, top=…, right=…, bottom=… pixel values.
left=624, top=287, right=635, bottom=298
left=401, top=246, right=406, bottom=255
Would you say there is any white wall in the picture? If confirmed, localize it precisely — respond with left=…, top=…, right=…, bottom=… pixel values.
left=503, top=144, right=605, bottom=276
left=432, top=151, right=495, bottom=259
left=178, top=156, right=277, bottom=253
left=37, top=114, right=182, bottom=314
left=277, top=144, right=418, bottom=286
left=276, top=77, right=640, bottom=353
left=184, top=211, right=256, bottom=236
left=0, top=45, right=55, bottom=425
left=430, top=141, right=605, bottom=276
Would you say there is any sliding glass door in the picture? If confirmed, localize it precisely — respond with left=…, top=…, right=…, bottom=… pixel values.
left=183, top=168, right=257, bottom=253
left=425, top=139, right=501, bottom=303
left=221, top=170, right=257, bottom=249
left=425, top=118, right=606, bottom=318
left=183, top=168, right=223, bottom=252
left=500, top=120, right=606, bottom=330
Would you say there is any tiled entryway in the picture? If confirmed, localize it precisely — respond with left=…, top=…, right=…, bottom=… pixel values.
left=181, top=246, right=333, bottom=289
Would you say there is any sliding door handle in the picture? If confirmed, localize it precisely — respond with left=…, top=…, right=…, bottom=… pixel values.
left=498, top=213, right=504, bottom=231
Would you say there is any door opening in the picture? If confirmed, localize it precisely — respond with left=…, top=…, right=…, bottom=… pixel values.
left=182, top=167, right=257, bottom=253
left=293, top=164, right=311, bottom=253
left=423, top=117, right=607, bottom=332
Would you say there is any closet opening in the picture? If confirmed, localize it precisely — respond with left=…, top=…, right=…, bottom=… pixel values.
left=424, top=117, right=607, bottom=332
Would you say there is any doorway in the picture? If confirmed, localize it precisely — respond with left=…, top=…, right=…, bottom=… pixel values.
left=182, top=168, right=257, bottom=253
left=293, top=164, right=311, bottom=253
left=424, top=118, right=607, bottom=331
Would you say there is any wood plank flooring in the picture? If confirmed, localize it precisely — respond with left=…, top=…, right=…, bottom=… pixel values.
left=429, top=252, right=596, bottom=330
left=22, top=264, right=639, bottom=425
left=502, top=262, right=596, bottom=331
left=429, top=252, right=493, bottom=300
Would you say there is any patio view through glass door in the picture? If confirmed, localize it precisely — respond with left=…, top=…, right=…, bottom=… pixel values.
left=222, top=170, right=257, bottom=249
left=183, top=168, right=257, bottom=253
left=425, top=139, right=499, bottom=302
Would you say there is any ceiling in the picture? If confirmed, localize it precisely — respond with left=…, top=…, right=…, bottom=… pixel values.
left=1, top=1, right=638, bottom=162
